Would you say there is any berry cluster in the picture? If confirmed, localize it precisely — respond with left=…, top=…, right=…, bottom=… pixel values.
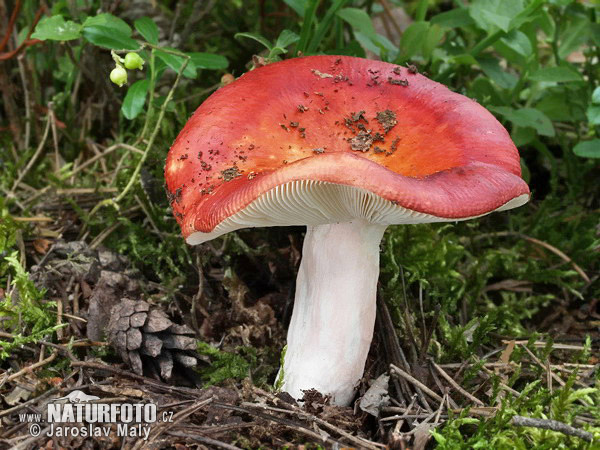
left=109, top=52, right=144, bottom=87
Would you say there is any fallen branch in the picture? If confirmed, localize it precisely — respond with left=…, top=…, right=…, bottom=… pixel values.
left=511, top=415, right=593, bottom=443
left=390, top=364, right=444, bottom=404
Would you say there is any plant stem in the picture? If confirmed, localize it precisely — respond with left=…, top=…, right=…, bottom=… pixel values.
left=87, top=52, right=189, bottom=221
left=471, top=30, right=505, bottom=57
left=114, top=56, right=188, bottom=204
left=415, top=0, right=429, bottom=22
left=137, top=49, right=156, bottom=145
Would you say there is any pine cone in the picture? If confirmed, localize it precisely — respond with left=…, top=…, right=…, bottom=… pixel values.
left=107, top=299, right=201, bottom=381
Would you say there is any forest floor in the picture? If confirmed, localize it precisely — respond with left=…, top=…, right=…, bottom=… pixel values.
left=1, top=1, right=599, bottom=448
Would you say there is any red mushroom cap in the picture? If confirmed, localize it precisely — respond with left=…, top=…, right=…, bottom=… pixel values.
left=165, top=55, right=529, bottom=244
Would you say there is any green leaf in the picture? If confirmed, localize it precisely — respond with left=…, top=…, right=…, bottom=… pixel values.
left=373, top=33, right=399, bottom=55
left=134, top=17, right=159, bottom=45
left=352, top=31, right=379, bottom=55
left=536, top=90, right=575, bottom=122
left=533, top=9, right=555, bottom=37
left=121, top=79, right=149, bottom=120
left=452, top=54, right=479, bottom=66
left=155, top=48, right=196, bottom=78
left=591, top=87, right=600, bottom=105
left=31, top=15, right=81, bottom=41
left=529, top=66, right=582, bottom=83
left=431, top=8, right=474, bottom=28
left=270, top=29, right=300, bottom=59
left=328, top=39, right=365, bottom=57
left=490, top=106, right=555, bottom=136
left=509, top=0, right=545, bottom=30
left=354, top=31, right=397, bottom=58
left=284, top=0, right=307, bottom=17
left=592, top=23, right=600, bottom=47
left=587, top=105, right=600, bottom=126
left=469, top=0, right=525, bottom=33
left=234, top=32, right=272, bottom=51
left=83, top=13, right=132, bottom=36
left=188, top=52, right=229, bottom=70
left=469, top=76, right=502, bottom=105
left=400, top=21, right=429, bottom=60
left=297, top=0, right=319, bottom=53
left=275, top=29, right=300, bottom=49
left=512, top=126, right=536, bottom=146
left=558, top=17, right=589, bottom=59
left=500, top=30, right=532, bottom=57
left=423, top=24, right=444, bottom=61
left=478, top=57, right=518, bottom=89
left=82, top=26, right=140, bottom=50
left=573, top=140, right=600, bottom=158
left=336, top=8, right=397, bottom=58
left=307, top=0, right=349, bottom=53
left=337, top=7, right=377, bottom=41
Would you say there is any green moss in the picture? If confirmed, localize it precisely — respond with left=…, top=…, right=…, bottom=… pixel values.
left=196, top=341, right=257, bottom=386
left=432, top=377, right=600, bottom=449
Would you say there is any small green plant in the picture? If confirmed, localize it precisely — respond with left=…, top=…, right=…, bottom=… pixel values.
left=32, top=13, right=228, bottom=120
left=1, top=0, right=598, bottom=447
left=0, top=204, right=63, bottom=359
left=432, top=377, right=600, bottom=448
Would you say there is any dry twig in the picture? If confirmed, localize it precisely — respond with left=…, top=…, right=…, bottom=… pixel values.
left=390, top=364, right=444, bottom=405
left=430, top=359, right=485, bottom=406
left=4, top=350, right=57, bottom=383
left=511, top=415, right=593, bottom=442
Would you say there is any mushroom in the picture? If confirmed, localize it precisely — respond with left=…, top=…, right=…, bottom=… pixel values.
left=165, top=55, right=530, bottom=406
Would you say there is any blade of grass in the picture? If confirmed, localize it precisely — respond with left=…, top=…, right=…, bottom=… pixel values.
left=297, top=0, right=320, bottom=53
left=306, top=0, right=350, bottom=53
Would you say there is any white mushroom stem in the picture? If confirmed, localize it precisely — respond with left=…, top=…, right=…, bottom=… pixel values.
left=279, top=219, right=387, bottom=406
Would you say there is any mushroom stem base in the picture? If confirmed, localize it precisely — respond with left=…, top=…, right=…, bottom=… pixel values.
left=279, top=220, right=387, bottom=406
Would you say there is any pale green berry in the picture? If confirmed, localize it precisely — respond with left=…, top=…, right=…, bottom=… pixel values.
left=110, top=66, right=128, bottom=87
left=124, top=52, right=144, bottom=70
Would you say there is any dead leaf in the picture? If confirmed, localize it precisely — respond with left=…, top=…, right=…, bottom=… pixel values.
left=33, top=238, right=51, bottom=254
left=5, top=385, right=32, bottom=405
left=500, top=340, right=515, bottom=364
left=359, top=374, right=390, bottom=417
